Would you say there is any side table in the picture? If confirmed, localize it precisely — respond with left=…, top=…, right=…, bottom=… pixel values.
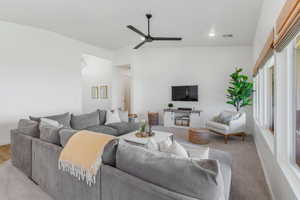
left=188, top=128, right=210, bottom=145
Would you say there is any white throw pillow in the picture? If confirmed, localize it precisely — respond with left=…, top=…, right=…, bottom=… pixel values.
left=163, top=141, right=189, bottom=158
left=158, top=137, right=173, bottom=152
left=145, top=138, right=159, bottom=151
left=118, top=110, right=129, bottom=122
left=40, top=118, right=62, bottom=128
left=105, top=110, right=121, bottom=125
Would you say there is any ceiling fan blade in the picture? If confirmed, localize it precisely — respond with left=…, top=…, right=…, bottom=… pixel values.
left=134, top=41, right=146, bottom=49
left=152, top=37, right=182, bottom=41
left=127, top=25, right=147, bottom=37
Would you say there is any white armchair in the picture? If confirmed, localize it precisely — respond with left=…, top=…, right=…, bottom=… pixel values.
left=206, top=111, right=246, bottom=144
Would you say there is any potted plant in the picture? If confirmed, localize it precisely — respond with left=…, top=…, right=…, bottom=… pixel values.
left=226, top=68, right=254, bottom=112
left=168, top=103, right=174, bottom=109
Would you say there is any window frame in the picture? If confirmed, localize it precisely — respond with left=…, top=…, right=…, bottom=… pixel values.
left=290, top=33, right=300, bottom=169
left=266, top=57, right=276, bottom=134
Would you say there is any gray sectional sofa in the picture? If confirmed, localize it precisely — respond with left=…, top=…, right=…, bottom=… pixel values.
left=10, top=110, right=232, bottom=200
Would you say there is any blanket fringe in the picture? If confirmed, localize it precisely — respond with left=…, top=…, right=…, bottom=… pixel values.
left=58, top=151, right=103, bottom=186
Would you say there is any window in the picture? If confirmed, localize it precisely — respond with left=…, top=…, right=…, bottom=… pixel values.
left=253, top=56, right=275, bottom=134
left=254, top=77, right=258, bottom=121
left=266, top=58, right=275, bottom=133
left=258, top=70, right=265, bottom=126
left=294, top=34, right=300, bottom=167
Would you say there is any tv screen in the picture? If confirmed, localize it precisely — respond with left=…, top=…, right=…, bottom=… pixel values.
left=172, top=85, right=198, bottom=101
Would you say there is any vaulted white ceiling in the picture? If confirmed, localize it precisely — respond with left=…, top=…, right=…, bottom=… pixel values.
left=0, top=0, right=262, bottom=50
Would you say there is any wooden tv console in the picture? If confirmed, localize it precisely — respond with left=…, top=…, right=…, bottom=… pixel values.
left=163, top=109, right=203, bottom=128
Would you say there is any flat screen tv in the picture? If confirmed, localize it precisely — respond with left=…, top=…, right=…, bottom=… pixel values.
left=172, top=85, right=198, bottom=101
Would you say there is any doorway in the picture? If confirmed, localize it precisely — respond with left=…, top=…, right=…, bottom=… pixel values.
left=115, top=65, right=132, bottom=114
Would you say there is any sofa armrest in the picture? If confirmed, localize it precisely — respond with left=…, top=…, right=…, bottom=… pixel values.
left=101, top=165, right=199, bottom=200
left=10, top=129, right=33, bottom=178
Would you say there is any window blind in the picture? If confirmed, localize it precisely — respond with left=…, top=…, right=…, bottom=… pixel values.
left=253, top=30, right=274, bottom=77
left=274, top=0, right=300, bottom=52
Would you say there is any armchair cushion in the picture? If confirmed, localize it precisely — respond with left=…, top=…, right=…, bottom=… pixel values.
left=206, top=121, right=229, bottom=131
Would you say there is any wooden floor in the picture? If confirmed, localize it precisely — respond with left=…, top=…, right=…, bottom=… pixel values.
left=0, top=144, right=11, bottom=164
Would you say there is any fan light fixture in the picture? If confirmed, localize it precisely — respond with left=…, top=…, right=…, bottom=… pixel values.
left=127, top=14, right=182, bottom=49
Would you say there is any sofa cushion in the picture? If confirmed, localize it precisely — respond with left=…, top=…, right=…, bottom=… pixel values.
left=99, top=110, right=107, bottom=125
left=17, top=119, right=39, bottom=138
left=59, top=128, right=78, bottom=147
left=30, top=112, right=71, bottom=128
left=85, top=125, right=118, bottom=136
left=71, top=110, right=99, bottom=130
left=207, top=121, right=229, bottom=131
left=105, top=122, right=140, bottom=136
left=116, top=141, right=223, bottom=200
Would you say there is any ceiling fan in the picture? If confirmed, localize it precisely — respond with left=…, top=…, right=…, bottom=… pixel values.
left=127, top=14, right=182, bottom=49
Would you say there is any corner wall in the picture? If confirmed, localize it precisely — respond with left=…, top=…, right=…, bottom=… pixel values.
left=0, top=21, right=113, bottom=145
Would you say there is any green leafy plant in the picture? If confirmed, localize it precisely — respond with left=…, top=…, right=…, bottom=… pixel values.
left=226, top=68, right=254, bottom=112
left=140, top=120, right=146, bottom=132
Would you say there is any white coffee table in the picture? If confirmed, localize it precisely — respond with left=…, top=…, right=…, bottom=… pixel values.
left=119, top=130, right=173, bottom=145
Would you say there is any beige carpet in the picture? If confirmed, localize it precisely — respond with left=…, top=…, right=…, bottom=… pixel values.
left=0, top=127, right=271, bottom=200
left=0, top=161, right=52, bottom=200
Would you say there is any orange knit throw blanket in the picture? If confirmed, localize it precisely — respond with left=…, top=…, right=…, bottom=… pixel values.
left=58, top=130, right=115, bottom=186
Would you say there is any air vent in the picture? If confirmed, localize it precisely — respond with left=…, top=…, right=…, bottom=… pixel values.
left=222, top=34, right=233, bottom=38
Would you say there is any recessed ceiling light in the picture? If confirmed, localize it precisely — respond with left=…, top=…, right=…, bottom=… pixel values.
left=209, top=32, right=216, bottom=37
left=140, top=36, right=146, bottom=41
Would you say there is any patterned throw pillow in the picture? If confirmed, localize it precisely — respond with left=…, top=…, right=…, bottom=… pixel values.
left=214, top=111, right=241, bottom=125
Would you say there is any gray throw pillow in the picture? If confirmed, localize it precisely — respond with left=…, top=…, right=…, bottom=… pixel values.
left=17, top=119, right=39, bottom=138
left=102, top=139, right=119, bottom=167
left=58, top=128, right=78, bottom=147
left=116, top=141, right=223, bottom=200
left=71, top=110, right=100, bottom=130
left=29, top=112, right=71, bottom=128
left=39, top=118, right=63, bottom=145
left=99, top=110, right=107, bottom=125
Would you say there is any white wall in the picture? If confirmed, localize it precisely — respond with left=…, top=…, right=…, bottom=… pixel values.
left=81, top=54, right=113, bottom=113
left=252, top=0, right=299, bottom=199
left=0, top=21, right=113, bottom=145
left=130, top=46, right=253, bottom=129
left=252, top=0, right=285, bottom=61
left=113, top=46, right=132, bottom=66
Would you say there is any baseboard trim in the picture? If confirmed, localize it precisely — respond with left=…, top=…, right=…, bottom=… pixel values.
left=254, top=135, right=276, bottom=200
